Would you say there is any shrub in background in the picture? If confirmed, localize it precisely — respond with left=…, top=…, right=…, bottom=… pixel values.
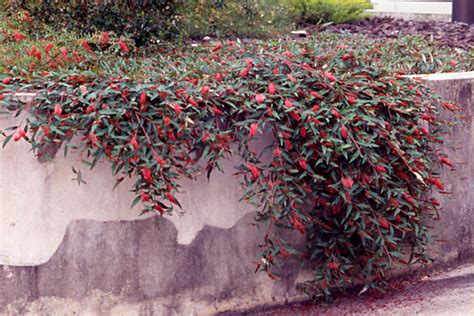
left=2, top=0, right=295, bottom=43
left=288, top=0, right=372, bottom=24
left=2, top=0, right=180, bottom=45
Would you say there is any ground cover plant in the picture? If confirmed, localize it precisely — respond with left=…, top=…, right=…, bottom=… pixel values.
left=0, top=11, right=468, bottom=301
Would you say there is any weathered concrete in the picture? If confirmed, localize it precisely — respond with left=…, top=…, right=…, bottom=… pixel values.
left=0, top=72, right=473, bottom=314
left=423, top=73, right=474, bottom=261
left=0, top=215, right=303, bottom=315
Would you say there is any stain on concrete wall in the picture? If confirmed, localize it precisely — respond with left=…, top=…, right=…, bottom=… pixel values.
left=0, top=215, right=302, bottom=315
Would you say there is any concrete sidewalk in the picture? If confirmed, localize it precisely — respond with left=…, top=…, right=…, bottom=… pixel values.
left=253, top=262, right=474, bottom=316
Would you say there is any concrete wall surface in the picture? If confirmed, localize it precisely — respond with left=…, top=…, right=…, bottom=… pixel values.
left=0, top=73, right=473, bottom=315
left=367, top=1, right=452, bottom=21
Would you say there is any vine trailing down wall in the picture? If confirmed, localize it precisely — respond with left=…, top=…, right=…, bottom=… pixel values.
left=0, top=35, right=457, bottom=300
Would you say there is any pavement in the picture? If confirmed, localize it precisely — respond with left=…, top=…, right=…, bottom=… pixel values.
left=253, top=262, right=474, bottom=316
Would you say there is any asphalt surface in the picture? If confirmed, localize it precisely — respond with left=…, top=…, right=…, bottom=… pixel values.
left=254, top=262, right=474, bottom=316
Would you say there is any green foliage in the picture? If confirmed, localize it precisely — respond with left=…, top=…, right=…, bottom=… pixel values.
left=3, top=0, right=180, bottom=45
left=288, top=0, right=372, bottom=24
left=0, top=32, right=459, bottom=301
left=2, top=0, right=295, bottom=43
left=0, top=13, right=470, bottom=79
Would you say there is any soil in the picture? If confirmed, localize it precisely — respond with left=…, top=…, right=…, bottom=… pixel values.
left=317, top=17, right=474, bottom=51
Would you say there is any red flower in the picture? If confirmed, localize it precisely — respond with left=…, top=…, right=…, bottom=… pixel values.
left=284, top=51, right=293, bottom=58
left=140, top=192, right=151, bottom=202
left=140, top=91, right=147, bottom=108
left=101, top=32, right=110, bottom=43
left=300, top=127, right=306, bottom=137
left=284, top=99, right=293, bottom=108
left=403, top=193, right=415, bottom=206
left=420, top=113, right=435, bottom=122
left=256, top=94, right=266, bottom=104
left=247, top=164, right=260, bottom=182
left=240, top=69, right=249, bottom=77
left=53, top=104, right=62, bottom=116
left=328, top=261, right=340, bottom=270
left=82, top=41, right=93, bottom=54
left=268, top=82, right=276, bottom=95
left=429, top=178, right=445, bottom=190
left=172, top=104, right=182, bottom=115
left=189, top=98, right=198, bottom=107
left=298, top=159, right=307, bottom=170
left=166, top=192, right=179, bottom=205
left=201, top=86, right=210, bottom=95
left=249, top=123, right=258, bottom=139
left=141, top=167, right=153, bottom=183
left=324, top=72, right=336, bottom=82
left=86, top=106, right=95, bottom=114
left=309, top=91, right=323, bottom=99
left=440, top=157, right=454, bottom=168
left=130, top=136, right=138, bottom=151
left=348, top=95, right=356, bottom=105
left=389, top=198, right=400, bottom=207
left=13, top=129, right=26, bottom=142
left=341, top=126, right=348, bottom=139
left=379, top=217, right=390, bottom=229
left=375, top=165, right=387, bottom=173
left=341, top=176, right=354, bottom=189
left=13, top=32, right=26, bottom=42
left=212, top=107, right=223, bottom=115
left=290, top=111, right=301, bottom=121
left=164, top=117, right=171, bottom=126
left=273, top=147, right=281, bottom=158
left=118, top=40, right=129, bottom=54
left=153, top=204, right=164, bottom=215
left=2, top=78, right=12, bottom=84
left=60, top=47, right=67, bottom=59
left=291, top=215, right=305, bottom=235
left=331, top=108, right=341, bottom=118
left=44, top=43, right=54, bottom=55
left=88, top=133, right=98, bottom=145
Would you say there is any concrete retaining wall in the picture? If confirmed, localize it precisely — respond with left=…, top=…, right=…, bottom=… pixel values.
left=0, top=72, right=473, bottom=314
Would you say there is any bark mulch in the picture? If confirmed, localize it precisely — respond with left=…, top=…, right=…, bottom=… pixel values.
left=318, top=17, right=474, bottom=51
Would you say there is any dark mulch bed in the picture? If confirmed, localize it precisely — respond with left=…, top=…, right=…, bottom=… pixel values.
left=319, top=17, right=474, bottom=50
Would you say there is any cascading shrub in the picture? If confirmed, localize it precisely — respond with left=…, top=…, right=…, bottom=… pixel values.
left=0, top=37, right=455, bottom=300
